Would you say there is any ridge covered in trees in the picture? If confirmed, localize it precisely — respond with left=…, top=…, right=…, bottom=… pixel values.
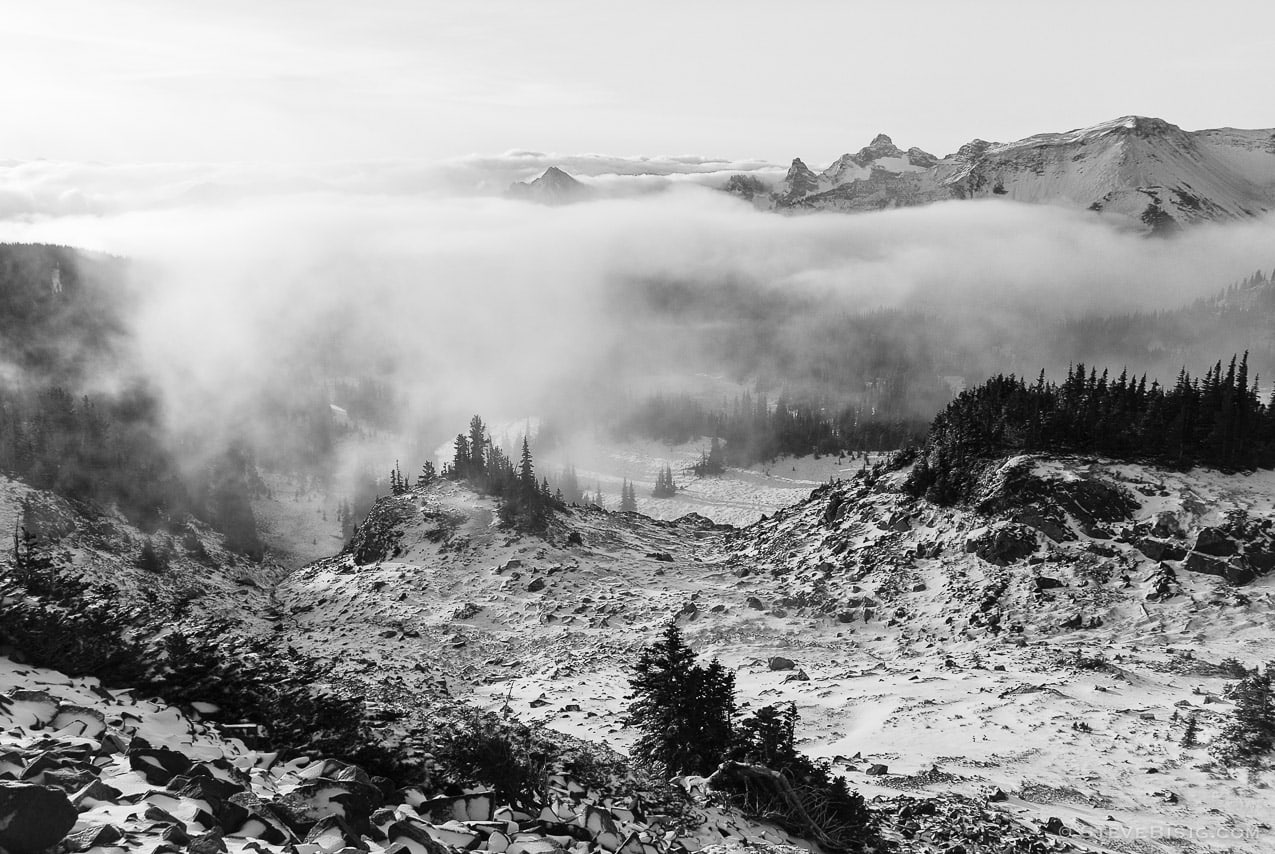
left=906, top=353, right=1275, bottom=505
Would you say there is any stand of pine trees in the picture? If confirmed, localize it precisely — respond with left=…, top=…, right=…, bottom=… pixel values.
left=443, top=416, right=558, bottom=532
left=651, top=463, right=677, bottom=498
left=906, top=354, right=1275, bottom=505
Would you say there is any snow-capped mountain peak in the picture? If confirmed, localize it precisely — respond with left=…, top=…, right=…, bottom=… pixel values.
left=506, top=165, right=595, bottom=204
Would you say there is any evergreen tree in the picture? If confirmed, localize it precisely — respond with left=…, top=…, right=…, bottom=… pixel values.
left=1212, top=666, right=1275, bottom=766
left=1181, top=713, right=1199, bottom=748
left=732, top=702, right=799, bottom=768
left=627, top=626, right=875, bottom=849
left=518, top=436, right=536, bottom=497
left=627, top=623, right=732, bottom=775
left=468, top=415, right=487, bottom=477
left=451, top=434, right=470, bottom=480
left=620, top=479, right=638, bottom=512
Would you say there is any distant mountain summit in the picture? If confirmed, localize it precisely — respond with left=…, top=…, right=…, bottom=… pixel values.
left=507, top=166, right=595, bottom=205
left=733, top=116, right=1275, bottom=230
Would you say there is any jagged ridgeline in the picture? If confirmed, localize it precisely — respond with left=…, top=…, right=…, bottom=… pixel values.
left=906, top=354, right=1275, bottom=504
left=0, top=244, right=261, bottom=552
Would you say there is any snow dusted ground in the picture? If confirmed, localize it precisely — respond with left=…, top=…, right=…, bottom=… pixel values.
left=11, top=447, right=1275, bottom=851
left=275, top=459, right=1275, bottom=853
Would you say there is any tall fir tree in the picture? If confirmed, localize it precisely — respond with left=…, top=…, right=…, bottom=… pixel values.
left=620, top=479, right=638, bottom=512
left=468, top=415, right=487, bottom=477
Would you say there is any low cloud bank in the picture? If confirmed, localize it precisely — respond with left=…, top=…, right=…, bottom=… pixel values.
left=0, top=159, right=1272, bottom=474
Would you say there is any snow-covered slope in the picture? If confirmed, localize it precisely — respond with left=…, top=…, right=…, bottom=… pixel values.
left=738, top=116, right=1275, bottom=230
left=269, top=456, right=1275, bottom=852
left=8, top=451, right=1275, bottom=852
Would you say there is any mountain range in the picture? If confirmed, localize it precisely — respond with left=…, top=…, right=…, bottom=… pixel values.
left=728, top=116, right=1275, bottom=230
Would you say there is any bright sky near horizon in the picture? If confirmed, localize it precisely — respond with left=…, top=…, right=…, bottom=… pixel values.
left=3, top=0, right=1274, bottom=167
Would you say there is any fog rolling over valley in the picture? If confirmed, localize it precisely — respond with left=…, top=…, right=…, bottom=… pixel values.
left=5, top=3, right=1275, bottom=853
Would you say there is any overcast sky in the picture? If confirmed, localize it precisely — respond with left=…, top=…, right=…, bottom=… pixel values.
left=3, top=0, right=1273, bottom=167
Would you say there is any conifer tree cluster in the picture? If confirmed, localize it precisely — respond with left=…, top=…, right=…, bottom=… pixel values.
left=443, top=416, right=557, bottom=532
left=1211, top=665, right=1275, bottom=767
left=619, top=479, right=638, bottom=512
left=651, top=463, right=677, bottom=498
left=907, top=354, right=1275, bottom=505
left=627, top=625, right=874, bottom=849
left=388, top=460, right=411, bottom=495
left=690, top=435, right=726, bottom=477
